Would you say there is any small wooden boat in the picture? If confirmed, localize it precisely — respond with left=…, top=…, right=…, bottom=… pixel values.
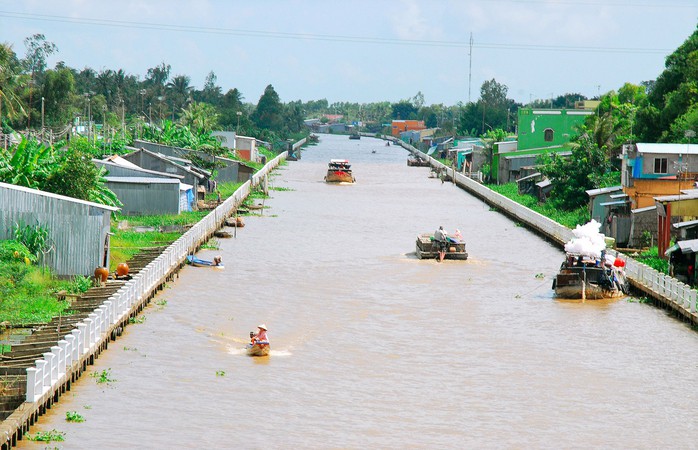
left=246, top=341, right=270, bottom=357
left=186, top=255, right=224, bottom=269
left=407, top=158, right=430, bottom=167
left=214, top=230, right=233, bottom=238
left=224, top=217, right=245, bottom=228
left=325, top=159, right=355, bottom=183
left=415, top=233, right=468, bottom=260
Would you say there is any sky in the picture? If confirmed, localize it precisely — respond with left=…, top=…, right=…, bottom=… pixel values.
left=1, top=0, right=697, bottom=107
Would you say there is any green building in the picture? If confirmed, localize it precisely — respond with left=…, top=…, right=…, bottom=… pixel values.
left=517, top=108, right=593, bottom=150
left=489, top=107, right=594, bottom=184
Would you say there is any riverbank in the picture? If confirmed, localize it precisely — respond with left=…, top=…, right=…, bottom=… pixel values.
left=0, top=152, right=288, bottom=449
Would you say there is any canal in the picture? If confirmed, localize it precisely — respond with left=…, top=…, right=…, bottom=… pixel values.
left=19, top=134, right=698, bottom=448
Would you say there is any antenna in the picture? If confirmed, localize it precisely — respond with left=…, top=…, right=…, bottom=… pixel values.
left=468, top=33, right=473, bottom=103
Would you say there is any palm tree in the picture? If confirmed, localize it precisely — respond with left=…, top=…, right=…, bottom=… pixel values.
left=166, top=75, right=193, bottom=117
left=0, top=43, right=28, bottom=124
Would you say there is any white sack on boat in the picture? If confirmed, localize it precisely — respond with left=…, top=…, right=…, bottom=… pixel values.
left=564, top=220, right=606, bottom=257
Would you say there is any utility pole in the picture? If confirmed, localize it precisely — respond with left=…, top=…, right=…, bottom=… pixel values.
left=468, top=33, right=473, bottom=103
left=41, top=97, right=45, bottom=141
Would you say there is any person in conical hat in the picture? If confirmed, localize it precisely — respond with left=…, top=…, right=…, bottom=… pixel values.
left=251, top=324, right=269, bottom=344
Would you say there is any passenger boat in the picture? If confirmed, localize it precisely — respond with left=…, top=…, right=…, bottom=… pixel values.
left=325, top=159, right=355, bottom=183
left=246, top=341, right=270, bottom=356
left=415, top=233, right=468, bottom=260
left=553, top=253, right=628, bottom=299
left=186, top=255, right=224, bottom=269
left=349, top=132, right=361, bottom=140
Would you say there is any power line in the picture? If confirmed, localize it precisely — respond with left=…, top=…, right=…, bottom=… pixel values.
left=0, top=10, right=674, bottom=55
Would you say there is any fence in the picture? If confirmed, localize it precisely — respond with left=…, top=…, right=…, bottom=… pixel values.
left=23, top=151, right=287, bottom=403
left=405, top=143, right=698, bottom=320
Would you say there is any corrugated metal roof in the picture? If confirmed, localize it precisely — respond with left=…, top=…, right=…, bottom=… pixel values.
left=632, top=205, right=656, bottom=213
left=104, top=155, right=141, bottom=169
left=0, top=181, right=119, bottom=211
left=105, top=177, right=180, bottom=184
left=654, top=192, right=698, bottom=202
left=599, top=200, right=629, bottom=206
left=586, top=186, right=622, bottom=196
left=673, top=219, right=698, bottom=229
left=636, top=143, right=698, bottom=155
left=516, top=172, right=542, bottom=183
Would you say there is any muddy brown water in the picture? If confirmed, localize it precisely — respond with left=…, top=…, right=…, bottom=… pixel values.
left=18, top=135, right=698, bottom=449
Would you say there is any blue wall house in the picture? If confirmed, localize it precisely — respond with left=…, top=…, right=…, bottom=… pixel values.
left=0, top=182, right=119, bottom=276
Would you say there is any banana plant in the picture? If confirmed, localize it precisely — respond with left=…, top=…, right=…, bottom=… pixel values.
left=1, top=137, right=55, bottom=188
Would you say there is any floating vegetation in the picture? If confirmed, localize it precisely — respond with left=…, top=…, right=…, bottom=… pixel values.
left=90, top=368, right=115, bottom=384
left=66, top=411, right=85, bottom=422
left=216, top=370, right=226, bottom=377
left=26, top=429, right=65, bottom=442
left=129, top=316, right=146, bottom=324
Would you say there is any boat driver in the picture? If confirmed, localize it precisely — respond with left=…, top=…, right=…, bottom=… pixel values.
left=434, top=226, right=448, bottom=262
left=251, top=324, right=269, bottom=344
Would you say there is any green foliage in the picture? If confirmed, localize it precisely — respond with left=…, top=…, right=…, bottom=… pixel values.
left=43, top=150, right=122, bottom=207
left=26, top=429, right=65, bottom=442
left=251, top=84, right=284, bottom=131
left=635, top=246, right=669, bottom=273
left=0, top=240, right=34, bottom=263
left=13, top=221, right=50, bottom=260
left=0, top=137, right=55, bottom=188
left=637, top=27, right=698, bottom=142
left=216, top=370, right=226, bottom=376
left=538, top=132, right=612, bottom=210
left=66, top=411, right=85, bottom=422
left=67, top=275, right=92, bottom=294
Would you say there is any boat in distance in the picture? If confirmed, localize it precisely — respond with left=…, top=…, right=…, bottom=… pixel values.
left=325, top=159, right=355, bottom=183
left=186, top=255, right=224, bottom=269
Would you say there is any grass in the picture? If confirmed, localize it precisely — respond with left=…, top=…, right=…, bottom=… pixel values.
left=0, top=259, right=92, bottom=325
left=634, top=246, right=669, bottom=273
left=487, top=182, right=589, bottom=228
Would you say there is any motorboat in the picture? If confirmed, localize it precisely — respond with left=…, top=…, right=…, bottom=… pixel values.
left=246, top=341, right=270, bottom=356
left=186, top=255, right=224, bottom=269
left=325, top=159, right=355, bottom=183
left=553, top=253, right=628, bottom=299
left=553, top=220, right=629, bottom=299
left=415, top=233, right=468, bottom=260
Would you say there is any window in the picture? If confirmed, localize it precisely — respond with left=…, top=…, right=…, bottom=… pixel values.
left=544, top=128, right=554, bottom=142
left=654, top=158, right=668, bottom=174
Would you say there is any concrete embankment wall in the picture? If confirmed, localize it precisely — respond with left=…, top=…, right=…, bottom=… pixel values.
left=0, top=152, right=288, bottom=450
left=396, top=140, right=698, bottom=325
